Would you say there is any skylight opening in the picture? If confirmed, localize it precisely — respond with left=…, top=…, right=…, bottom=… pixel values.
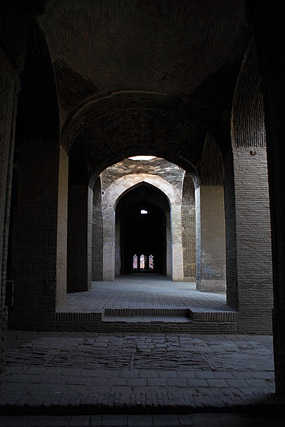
left=128, top=156, right=156, bottom=161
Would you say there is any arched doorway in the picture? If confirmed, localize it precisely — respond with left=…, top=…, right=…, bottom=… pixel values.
left=116, top=184, right=167, bottom=276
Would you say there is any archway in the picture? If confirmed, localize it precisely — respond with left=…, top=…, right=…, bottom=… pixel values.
left=100, top=172, right=183, bottom=282
left=116, top=184, right=168, bottom=276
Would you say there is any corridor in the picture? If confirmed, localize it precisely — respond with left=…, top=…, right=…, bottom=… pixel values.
left=56, top=275, right=230, bottom=313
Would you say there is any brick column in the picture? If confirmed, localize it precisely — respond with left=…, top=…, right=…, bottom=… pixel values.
left=67, top=184, right=90, bottom=291
left=233, top=147, right=273, bottom=333
left=197, top=185, right=226, bottom=292
left=92, top=178, right=103, bottom=281
left=249, top=1, right=285, bottom=392
left=229, top=38, right=273, bottom=334
left=182, top=174, right=196, bottom=282
left=12, top=143, right=68, bottom=329
left=0, top=50, right=20, bottom=381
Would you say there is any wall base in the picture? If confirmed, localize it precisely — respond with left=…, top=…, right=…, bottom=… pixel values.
left=184, top=276, right=196, bottom=282
left=0, top=306, right=8, bottom=385
left=197, top=280, right=226, bottom=293
left=273, top=308, right=285, bottom=394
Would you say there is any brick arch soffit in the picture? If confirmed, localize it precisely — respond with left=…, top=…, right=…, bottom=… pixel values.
left=60, top=90, right=229, bottom=161
left=231, top=36, right=266, bottom=148
left=102, top=175, right=181, bottom=211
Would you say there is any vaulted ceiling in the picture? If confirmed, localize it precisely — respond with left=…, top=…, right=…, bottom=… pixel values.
left=38, top=0, right=251, bottom=173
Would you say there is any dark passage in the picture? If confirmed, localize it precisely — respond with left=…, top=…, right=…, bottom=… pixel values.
left=116, top=184, right=168, bottom=275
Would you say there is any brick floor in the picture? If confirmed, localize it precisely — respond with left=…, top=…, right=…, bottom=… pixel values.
left=0, top=412, right=284, bottom=426
left=56, top=275, right=230, bottom=313
left=0, top=276, right=283, bottom=419
left=0, top=330, right=283, bottom=415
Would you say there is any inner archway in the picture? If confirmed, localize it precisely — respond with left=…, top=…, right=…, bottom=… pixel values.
left=116, top=185, right=167, bottom=276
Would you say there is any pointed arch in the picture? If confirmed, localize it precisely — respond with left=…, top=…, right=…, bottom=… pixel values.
left=100, top=174, right=183, bottom=281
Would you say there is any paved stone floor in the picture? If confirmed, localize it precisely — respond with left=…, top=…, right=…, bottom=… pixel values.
left=0, top=412, right=284, bottom=426
left=56, top=275, right=232, bottom=314
left=1, top=276, right=284, bottom=425
left=0, top=331, right=283, bottom=415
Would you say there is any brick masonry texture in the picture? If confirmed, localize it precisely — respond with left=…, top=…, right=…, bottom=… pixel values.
left=11, top=144, right=64, bottom=330
left=182, top=174, right=196, bottom=279
left=100, top=158, right=186, bottom=281
left=56, top=147, right=68, bottom=305
left=0, top=50, right=18, bottom=308
left=0, top=48, right=20, bottom=385
left=0, top=330, right=279, bottom=414
left=224, top=152, right=238, bottom=310
left=92, top=177, right=103, bottom=281
left=233, top=147, right=273, bottom=334
left=232, top=39, right=266, bottom=149
left=101, top=158, right=185, bottom=193
left=67, top=184, right=89, bottom=292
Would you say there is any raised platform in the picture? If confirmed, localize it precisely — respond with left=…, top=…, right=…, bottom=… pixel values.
left=55, top=276, right=237, bottom=333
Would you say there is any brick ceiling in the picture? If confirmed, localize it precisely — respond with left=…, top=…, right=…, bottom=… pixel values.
left=38, top=0, right=251, bottom=172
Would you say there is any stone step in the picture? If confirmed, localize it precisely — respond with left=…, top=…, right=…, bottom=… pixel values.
left=103, top=308, right=190, bottom=318
left=102, top=316, right=191, bottom=323
left=102, top=307, right=238, bottom=323
left=55, top=309, right=238, bottom=332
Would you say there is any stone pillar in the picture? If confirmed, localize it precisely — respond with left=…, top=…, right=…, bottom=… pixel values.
left=67, top=184, right=90, bottom=292
left=115, top=220, right=120, bottom=277
left=197, top=185, right=226, bottom=292
left=102, top=206, right=115, bottom=281
left=12, top=143, right=68, bottom=329
left=170, top=204, right=184, bottom=281
left=166, top=213, right=172, bottom=277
